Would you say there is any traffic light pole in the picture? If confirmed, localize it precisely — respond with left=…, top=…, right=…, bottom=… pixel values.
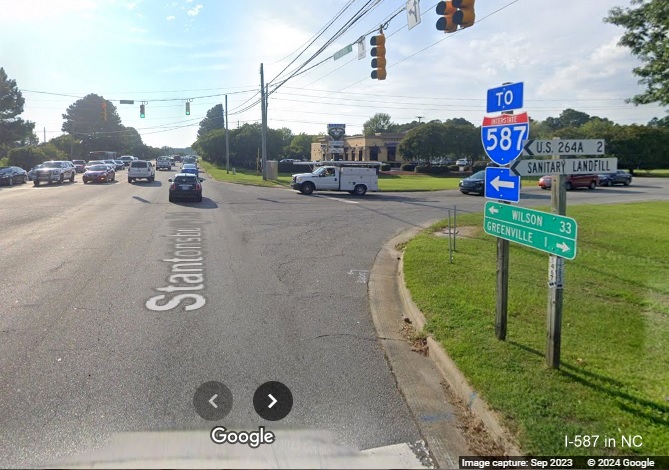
left=260, top=63, right=268, bottom=181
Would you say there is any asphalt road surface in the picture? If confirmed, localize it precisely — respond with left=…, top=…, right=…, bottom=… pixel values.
left=1, top=168, right=667, bottom=467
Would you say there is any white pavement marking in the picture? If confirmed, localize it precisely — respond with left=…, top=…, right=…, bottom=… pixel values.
left=313, top=194, right=359, bottom=204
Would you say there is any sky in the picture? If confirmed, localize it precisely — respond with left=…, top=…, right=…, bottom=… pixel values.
left=1, top=0, right=666, bottom=149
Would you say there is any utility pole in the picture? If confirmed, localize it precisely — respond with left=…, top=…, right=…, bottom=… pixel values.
left=416, top=116, right=424, bottom=123
left=224, top=97, right=230, bottom=174
left=260, top=63, right=268, bottom=180
left=43, top=127, right=46, bottom=144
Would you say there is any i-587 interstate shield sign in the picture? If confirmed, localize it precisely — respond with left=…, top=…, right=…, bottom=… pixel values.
left=481, top=112, right=529, bottom=166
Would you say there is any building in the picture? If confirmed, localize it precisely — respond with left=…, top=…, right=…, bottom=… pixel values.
left=310, top=133, right=406, bottom=163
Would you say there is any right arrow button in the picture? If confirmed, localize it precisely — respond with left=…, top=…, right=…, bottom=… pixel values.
left=253, top=381, right=293, bottom=421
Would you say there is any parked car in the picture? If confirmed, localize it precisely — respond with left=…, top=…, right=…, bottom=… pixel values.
left=0, top=166, right=28, bottom=186
left=598, top=170, right=632, bottom=187
left=538, top=174, right=599, bottom=191
left=83, top=164, right=115, bottom=184
left=181, top=163, right=199, bottom=177
left=458, top=170, right=485, bottom=195
left=72, top=160, right=86, bottom=173
left=33, top=161, right=76, bottom=186
left=456, top=158, right=470, bottom=166
left=168, top=173, right=203, bottom=202
left=128, top=160, right=155, bottom=183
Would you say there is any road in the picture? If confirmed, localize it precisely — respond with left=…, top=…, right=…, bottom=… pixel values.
left=1, top=169, right=667, bottom=467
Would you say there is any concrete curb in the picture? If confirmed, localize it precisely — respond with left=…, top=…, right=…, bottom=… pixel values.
left=387, top=228, right=523, bottom=457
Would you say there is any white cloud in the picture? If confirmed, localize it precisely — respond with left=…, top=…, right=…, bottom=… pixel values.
left=187, top=4, right=202, bottom=16
left=126, top=2, right=137, bottom=10
left=166, top=15, right=176, bottom=21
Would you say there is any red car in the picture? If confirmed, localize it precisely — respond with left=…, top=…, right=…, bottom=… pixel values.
left=83, top=164, right=115, bottom=183
left=538, top=174, right=599, bottom=191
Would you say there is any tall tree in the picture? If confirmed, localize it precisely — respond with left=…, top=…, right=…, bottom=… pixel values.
left=0, top=67, right=36, bottom=156
left=363, top=113, right=394, bottom=135
left=605, top=0, right=669, bottom=105
left=398, top=122, right=447, bottom=163
left=284, top=133, right=314, bottom=160
left=197, top=104, right=225, bottom=138
left=61, top=94, right=125, bottom=152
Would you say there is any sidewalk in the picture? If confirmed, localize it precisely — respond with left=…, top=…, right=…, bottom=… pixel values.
left=368, top=226, right=521, bottom=468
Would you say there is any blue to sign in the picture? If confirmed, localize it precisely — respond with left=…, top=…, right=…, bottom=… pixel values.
left=486, top=82, right=524, bottom=113
left=481, top=112, right=529, bottom=165
left=485, top=167, right=520, bottom=203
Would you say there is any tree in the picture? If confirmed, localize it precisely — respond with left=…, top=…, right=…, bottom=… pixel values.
left=0, top=67, right=36, bottom=156
left=363, top=113, right=394, bottom=135
left=398, top=122, right=447, bottom=163
left=442, top=122, right=482, bottom=159
left=62, top=94, right=126, bottom=152
left=605, top=0, right=669, bottom=106
left=7, top=146, right=49, bottom=169
left=284, top=133, right=314, bottom=160
left=50, top=134, right=84, bottom=159
left=197, top=104, right=225, bottom=138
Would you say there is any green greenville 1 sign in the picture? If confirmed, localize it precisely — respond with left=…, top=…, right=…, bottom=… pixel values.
left=483, top=201, right=578, bottom=260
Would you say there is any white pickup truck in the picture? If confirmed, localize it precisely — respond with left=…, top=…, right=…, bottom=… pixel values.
left=291, top=161, right=380, bottom=196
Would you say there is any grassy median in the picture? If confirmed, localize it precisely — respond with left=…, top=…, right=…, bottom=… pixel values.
left=402, top=201, right=669, bottom=456
left=200, top=161, right=292, bottom=187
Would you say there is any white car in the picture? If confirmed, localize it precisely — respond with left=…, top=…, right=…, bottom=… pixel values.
left=128, top=160, right=155, bottom=183
left=456, top=158, right=470, bottom=166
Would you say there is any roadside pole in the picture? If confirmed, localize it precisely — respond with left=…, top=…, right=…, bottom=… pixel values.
left=225, top=96, right=230, bottom=174
left=547, top=145, right=566, bottom=369
left=260, top=64, right=268, bottom=181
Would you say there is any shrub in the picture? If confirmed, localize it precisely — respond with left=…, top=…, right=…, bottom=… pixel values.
left=401, top=163, right=416, bottom=171
left=380, top=163, right=391, bottom=171
left=7, top=146, right=48, bottom=170
left=415, top=165, right=450, bottom=175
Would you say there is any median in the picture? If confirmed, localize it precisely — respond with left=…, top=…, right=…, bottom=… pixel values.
left=401, top=201, right=669, bottom=456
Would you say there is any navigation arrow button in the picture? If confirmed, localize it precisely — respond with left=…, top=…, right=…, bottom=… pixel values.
left=209, top=394, right=219, bottom=409
left=253, top=381, right=293, bottom=421
left=268, top=394, right=277, bottom=409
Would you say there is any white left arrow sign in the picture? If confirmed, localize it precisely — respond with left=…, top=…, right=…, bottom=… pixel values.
left=209, top=394, right=219, bottom=409
left=491, top=176, right=515, bottom=191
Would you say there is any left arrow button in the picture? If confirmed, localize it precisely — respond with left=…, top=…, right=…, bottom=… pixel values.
left=194, top=381, right=233, bottom=421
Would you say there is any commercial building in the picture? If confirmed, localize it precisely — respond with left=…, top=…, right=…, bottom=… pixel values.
left=310, top=133, right=406, bottom=163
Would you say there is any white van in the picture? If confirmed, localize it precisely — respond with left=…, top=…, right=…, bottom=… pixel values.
left=291, top=161, right=380, bottom=196
left=128, top=160, right=155, bottom=183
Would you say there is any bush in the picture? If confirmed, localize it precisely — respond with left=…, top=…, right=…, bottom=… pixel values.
left=471, top=164, right=486, bottom=173
left=401, top=163, right=416, bottom=171
left=414, top=165, right=451, bottom=175
left=448, top=165, right=461, bottom=172
left=7, top=146, right=49, bottom=170
left=380, top=163, right=391, bottom=171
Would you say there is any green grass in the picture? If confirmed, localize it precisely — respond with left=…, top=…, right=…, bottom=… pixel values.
left=636, top=169, right=669, bottom=178
left=200, top=161, right=292, bottom=187
left=403, top=202, right=669, bottom=456
left=378, top=173, right=462, bottom=191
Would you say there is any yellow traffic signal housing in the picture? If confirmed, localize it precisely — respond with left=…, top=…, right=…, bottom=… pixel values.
left=370, top=34, right=387, bottom=80
left=100, top=102, right=107, bottom=121
left=453, top=0, right=475, bottom=28
left=436, top=1, right=457, bottom=33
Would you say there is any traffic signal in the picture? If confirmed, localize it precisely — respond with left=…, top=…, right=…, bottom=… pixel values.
left=100, top=102, right=107, bottom=121
left=453, top=0, right=475, bottom=28
left=436, top=1, right=457, bottom=33
left=370, top=34, right=386, bottom=80
left=140, top=104, right=145, bottom=118
left=185, top=102, right=190, bottom=115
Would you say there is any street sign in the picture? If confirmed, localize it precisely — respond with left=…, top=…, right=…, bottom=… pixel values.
left=522, top=139, right=605, bottom=157
left=119, top=100, right=135, bottom=104
left=485, top=167, right=521, bottom=203
left=483, top=201, right=578, bottom=260
left=334, top=45, right=352, bottom=61
left=510, top=157, right=617, bottom=177
left=481, top=112, right=529, bottom=165
left=548, top=256, right=565, bottom=289
left=486, top=82, right=524, bottom=113
left=407, top=0, right=421, bottom=30
left=357, top=38, right=366, bottom=60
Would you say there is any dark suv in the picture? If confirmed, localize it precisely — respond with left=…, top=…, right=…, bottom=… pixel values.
left=598, top=170, right=632, bottom=187
left=33, top=161, right=76, bottom=186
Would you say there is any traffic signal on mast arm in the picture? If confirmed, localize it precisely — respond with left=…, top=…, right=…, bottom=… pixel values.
left=453, top=0, right=475, bottom=28
left=370, top=34, right=386, bottom=80
left=140, top=104, right=145, bottom=118
left=101, top=102, right=107, bottom=121
left=185, top=102, right=190, bottom=115
left=436, top=1, right=457, bottom=33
